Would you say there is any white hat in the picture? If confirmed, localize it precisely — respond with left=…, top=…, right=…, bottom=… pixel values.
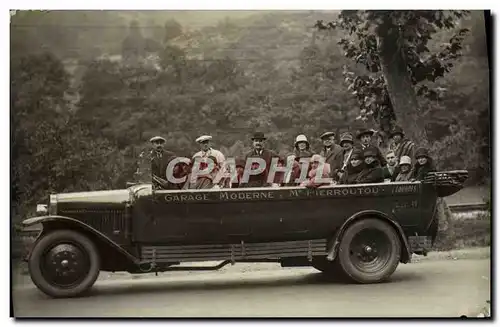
left=195, top=135, right=212, bottom=143
left=294, top=134, right=309, bottom=145
left=399, top=155, right=412, bottom=166
left=311, top=154, right=323, bottom=162
left=150, top=136, right=166, bottom=143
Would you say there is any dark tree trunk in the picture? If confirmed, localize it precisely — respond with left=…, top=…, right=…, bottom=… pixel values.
left=375, top=18, right=451, bottom=247
left=375, top=20, right=428, bottom=146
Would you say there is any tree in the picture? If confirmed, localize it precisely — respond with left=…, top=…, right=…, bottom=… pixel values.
left=122, top=20, right=147, bottom=64
left=316, top=10, right=470, bottom=144
left=163, top=19, right=183, bottom=43
left=11, top=52, right=136, bottom=222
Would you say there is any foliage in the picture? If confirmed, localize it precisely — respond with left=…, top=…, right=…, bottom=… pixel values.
left=315, top=10, right=471, bottom=132
left=163, top=19, right=183, bottom=43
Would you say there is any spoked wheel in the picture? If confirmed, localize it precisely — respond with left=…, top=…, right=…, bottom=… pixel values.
left=28, top=230, right=100, bottom=298
left=337, top=219, right=401, bottom=283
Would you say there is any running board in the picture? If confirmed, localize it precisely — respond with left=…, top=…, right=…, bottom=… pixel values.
left=140, top=239, right=328, bottom=263
left=163, top=258, right=283, bottom=271
left=164, top=260, right=232, bottom=271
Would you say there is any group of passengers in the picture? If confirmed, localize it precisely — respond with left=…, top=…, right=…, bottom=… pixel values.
left=148, top=126, right=436, bottom=190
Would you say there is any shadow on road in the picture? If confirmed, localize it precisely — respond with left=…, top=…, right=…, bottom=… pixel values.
left=76, top=269, right=425, bottom=299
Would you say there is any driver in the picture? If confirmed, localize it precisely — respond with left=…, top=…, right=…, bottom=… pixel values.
left=149, top=135, right=176, bottom=189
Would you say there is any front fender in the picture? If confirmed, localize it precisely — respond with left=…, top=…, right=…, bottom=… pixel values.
left=22, top=215, right=140, bottom=264
left=326, top=210, right=412, bottom=264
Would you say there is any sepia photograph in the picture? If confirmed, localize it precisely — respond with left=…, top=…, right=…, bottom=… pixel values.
left=10, top=7, right=492, bottom=319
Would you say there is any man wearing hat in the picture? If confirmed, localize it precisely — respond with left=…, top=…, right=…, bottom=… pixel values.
left=192, top=135, right=226, bottom=166
left=388, top=126, right=415, bottom=161
left=355, top=128, right=387, bottom=167
left=319, top=131, right=343, bottom=177
left=191, top=135, right=227, bottom=188
left=333, top=132, right=355, bottom=180
left=149, top=135, right=177, bottom=189
left=242, top=132, right=279, bottom=187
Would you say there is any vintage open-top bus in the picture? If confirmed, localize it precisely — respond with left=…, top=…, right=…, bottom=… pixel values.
left=20, top=168, right=468, bottom=298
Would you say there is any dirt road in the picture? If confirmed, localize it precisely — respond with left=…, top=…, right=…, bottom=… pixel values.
left=12, top=254, right=490, bottom=318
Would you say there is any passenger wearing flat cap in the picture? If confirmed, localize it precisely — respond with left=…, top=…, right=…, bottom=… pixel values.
left=319, top=131, right=343, bottom=177
left=338, top=148, right=365, bottom=185
left=191, top=135, right=227, bottom=188
left=149, top=136, right=177, bottom=190
left=355, top=147, right=385, bottom=184
left=355, top=128, right=387, bottom=167
left=242, top=132, right=279, bottom=188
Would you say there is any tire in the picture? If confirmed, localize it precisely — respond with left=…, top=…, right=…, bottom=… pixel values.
left=337, top=219, right=401, bottom=284
left=28, top=229, right=101, bottom=298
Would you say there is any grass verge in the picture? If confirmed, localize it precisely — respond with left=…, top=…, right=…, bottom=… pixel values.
left=433, top=210, right=491, bottom=251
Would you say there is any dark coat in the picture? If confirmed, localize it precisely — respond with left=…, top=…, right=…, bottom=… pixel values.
left=355, top=143, right=387, bottom=167
left=242, top=148, right=279, bottom=187
left=412, top=159, right=436, bottom=181
left=319, top=144, right=343, bottom=177
left=151, top=149, right=176, bottom=178
left=382, top=165, right=399, bottom=182
left=338, top=162, right=365, bottom=185
left=356, top=160, right=385, bottom=184
left=151, top=149, right=177, bottom=189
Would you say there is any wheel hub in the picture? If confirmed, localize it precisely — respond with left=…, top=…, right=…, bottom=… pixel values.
left=42, top=243, right=90, bottom=288
left=349, top=228, right=391, bottom=272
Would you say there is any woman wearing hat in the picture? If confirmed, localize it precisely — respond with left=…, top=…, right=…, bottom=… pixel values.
left=411, top=147, right=436, bottom=181
left=354, top=147, right=385, bottom=184
left=230, top=158, right=246, bottom=188
left=293, top=134, right=314, bottom=160
left=395, top=156, right=413, bottom=182
left=300, top=154, right=332, bottom=188
left=388, top=126, right=415, bottom=161
left=338, top=149, right=365, bottom=184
